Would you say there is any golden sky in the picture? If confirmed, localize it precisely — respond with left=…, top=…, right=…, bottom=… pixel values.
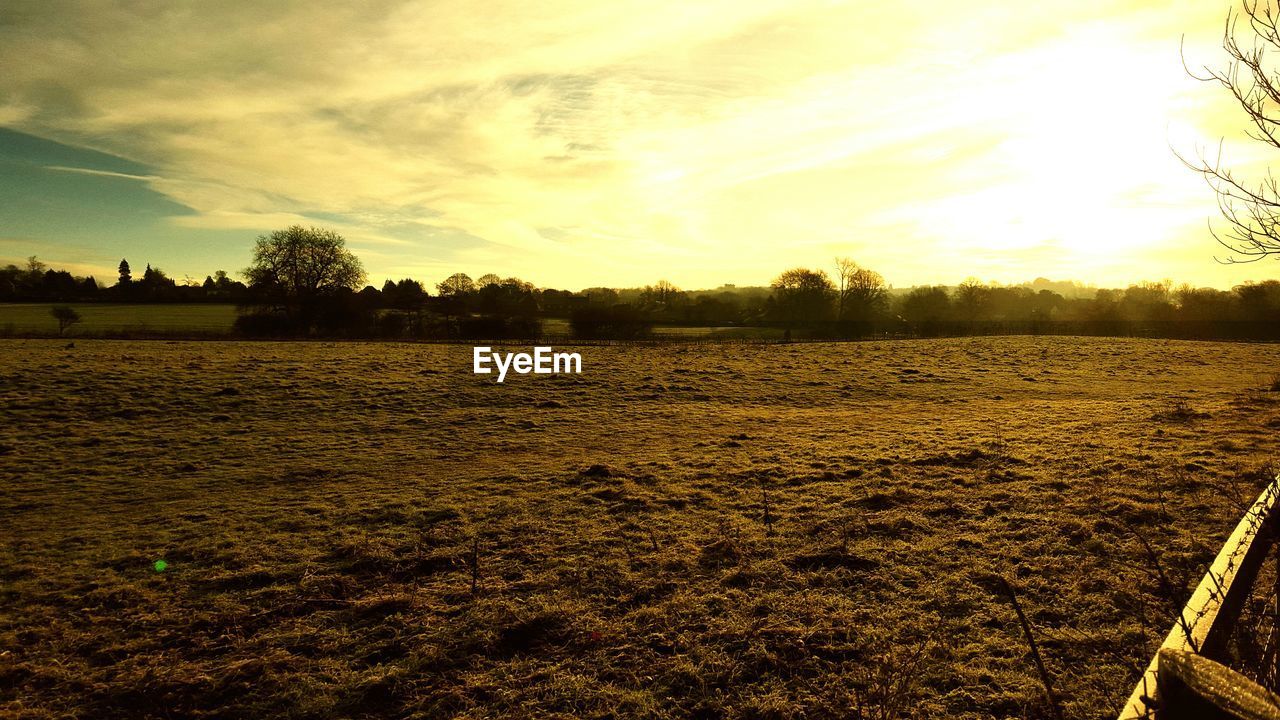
left=1, top=0, right=1277, bottom=289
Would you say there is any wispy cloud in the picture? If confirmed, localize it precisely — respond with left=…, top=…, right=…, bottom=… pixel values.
left=44, top=165, right=157, bottom=181
left=0, top=0, right=1270, bottom=287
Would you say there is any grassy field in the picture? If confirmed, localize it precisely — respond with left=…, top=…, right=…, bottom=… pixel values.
left=652, top=325, right=786, bottom=340
left=2, top=336, right=1279, bottom=719
left=0, top=305, right=775, bottom=340
left=0, top=303, right=238, bottom=334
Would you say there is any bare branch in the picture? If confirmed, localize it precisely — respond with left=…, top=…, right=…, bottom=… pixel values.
left=1184, top=1, right=1280, bottom=261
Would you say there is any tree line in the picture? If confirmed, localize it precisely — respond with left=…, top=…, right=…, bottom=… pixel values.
left=0, top=256, right=250, bottom=304
left=766, top=266, right=1280, bottom=340
left=6, top=226, right=1280, bottom=340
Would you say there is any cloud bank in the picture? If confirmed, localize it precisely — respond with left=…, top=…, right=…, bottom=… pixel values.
left=0, top=0, right=1271, bottom=288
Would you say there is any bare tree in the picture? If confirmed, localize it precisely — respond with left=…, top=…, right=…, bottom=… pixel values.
left=845, top=267, right=889, bottom=323
left=1182, top=1, right=1280, bottom=261
left=834, top=257, right=858, bottom=320
left=833, top=257, right=888, bottom=323
left=639, top=279, right=685, bottom=314
left=953, top=278, right=989, bottom=321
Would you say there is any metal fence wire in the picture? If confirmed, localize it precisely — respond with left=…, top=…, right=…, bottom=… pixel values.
left=1118, top=476, right=1280, bottom=719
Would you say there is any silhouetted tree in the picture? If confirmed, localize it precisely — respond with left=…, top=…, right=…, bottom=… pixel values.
left=1176, top=284, right=1238, bottom=324
left=40, top=270, right=78, bottom=300
left=246, top=227, right=365, bottom=297
left=436, top=273, right=475, bottom=297
left=1235, top=279, right=1280, bottom=320
left=1120, top=281, right=1175, bottom=323
left=241, top=226, right=367, bottom=334
left=638, top=280, right=687, bottom=321
left=133, top=264, right=176, bottom=301
left=640, top=280, right=682, bottom=305
left=203, top=269, right=246, bottom=302
left=373, top=278, right=426, bottom=334
left=432, top=273, right=474, bottom=323
left=842, top=267, right=889, bottom=324
left=387, top=278, right=428, bottom=311
left=117, top=259, right=131, bottom=285
left=953, top=278, right=990, bottom=321
left=770, top=268, right=835, bottom=327
left=475, top=277, right=537, bottom=317
left=834, top=257, right=857, bottom=320
left=50, top=306, right=80, bottom=336
left=539, top=288, right=582, bottom=317
left=687, top=292, right=742, bottom=325
left=581, top=287, right=620, bottom=305
left=899, top=286, right=952, bottom=333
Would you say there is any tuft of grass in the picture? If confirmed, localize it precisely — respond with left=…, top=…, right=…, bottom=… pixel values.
left=1153, top=399, right=1210, bottom=423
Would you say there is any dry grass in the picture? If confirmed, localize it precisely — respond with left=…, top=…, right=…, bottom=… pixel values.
left=2, top=336, right=1279, bottom=719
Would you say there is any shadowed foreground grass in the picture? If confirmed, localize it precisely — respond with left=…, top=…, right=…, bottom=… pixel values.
left=2, top=337, right=1279, bottom=719
left=0, top=303, right=780, bottom=340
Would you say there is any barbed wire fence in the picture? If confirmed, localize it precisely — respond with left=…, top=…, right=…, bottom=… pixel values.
left=1116, top=471, right=1280, bottom=719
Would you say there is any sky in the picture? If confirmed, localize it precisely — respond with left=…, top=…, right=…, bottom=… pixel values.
left=1, top=0, right=1278, bottom=290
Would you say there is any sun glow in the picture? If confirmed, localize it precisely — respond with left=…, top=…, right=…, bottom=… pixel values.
left=0, top=0, right=1271, bottom=288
